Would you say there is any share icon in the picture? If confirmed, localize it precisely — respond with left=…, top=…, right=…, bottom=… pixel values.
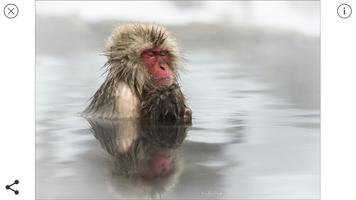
left=5, top=180, right=19, bottom=195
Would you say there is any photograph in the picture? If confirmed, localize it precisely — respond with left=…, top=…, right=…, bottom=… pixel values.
left=36, top=1, right=320, bottom=199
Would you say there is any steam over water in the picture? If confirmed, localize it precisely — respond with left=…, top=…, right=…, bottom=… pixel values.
left=36, top=10, right=320, bottom=199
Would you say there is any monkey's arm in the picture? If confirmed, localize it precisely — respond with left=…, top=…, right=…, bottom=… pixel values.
left=83, top=82, right=140, bottom=119
left=114, top=83, right=140, bottom=119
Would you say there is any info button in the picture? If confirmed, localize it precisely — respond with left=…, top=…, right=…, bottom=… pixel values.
left=337, top=4, right=352, bottom=19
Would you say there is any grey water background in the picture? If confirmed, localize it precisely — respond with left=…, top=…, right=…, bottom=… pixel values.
left=36, top=2, right=320, bottom=199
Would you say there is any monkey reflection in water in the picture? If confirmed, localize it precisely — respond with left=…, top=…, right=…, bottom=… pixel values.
left=87, top=118, right=187, bottom=197
left=83, top=23, right=192, bottom=197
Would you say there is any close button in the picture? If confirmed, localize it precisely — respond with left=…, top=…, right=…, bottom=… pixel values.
left=3, top=3, right=19, bottom=19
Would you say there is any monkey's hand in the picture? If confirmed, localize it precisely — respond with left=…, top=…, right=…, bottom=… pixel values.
left=184, top=107, right=192, bottom=126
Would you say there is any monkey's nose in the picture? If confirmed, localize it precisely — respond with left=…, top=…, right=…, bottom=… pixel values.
left=160, top=64, right=166, bottom=71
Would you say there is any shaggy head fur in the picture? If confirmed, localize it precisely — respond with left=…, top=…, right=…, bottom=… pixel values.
left=83, top=23, right=183, bottom=119
left=104, top=23, right=182, bottom=96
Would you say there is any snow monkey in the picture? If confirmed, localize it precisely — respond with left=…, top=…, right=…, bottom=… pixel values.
left=83, top=23, right=192, bottom=123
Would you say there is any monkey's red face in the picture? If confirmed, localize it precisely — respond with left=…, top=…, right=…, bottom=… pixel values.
left=141, top=48, right=173, bottom=86
left=141, top=152, right=173, bottom=181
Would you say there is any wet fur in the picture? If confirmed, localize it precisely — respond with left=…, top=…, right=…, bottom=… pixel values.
left=141, top=84, right=187, bottom=123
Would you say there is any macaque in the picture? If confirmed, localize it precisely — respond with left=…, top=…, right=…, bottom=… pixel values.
left=83, top=23, right=192, bottom=123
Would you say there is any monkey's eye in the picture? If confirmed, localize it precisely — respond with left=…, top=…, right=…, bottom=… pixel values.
left=146, top=51, right=155, bottom=57
left=159, top=51, right=169, bottom=56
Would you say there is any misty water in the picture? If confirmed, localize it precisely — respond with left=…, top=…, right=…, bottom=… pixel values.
left=36, top=17, right=320, bottom=199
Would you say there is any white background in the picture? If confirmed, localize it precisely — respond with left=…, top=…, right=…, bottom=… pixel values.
left=0, top=0, right=35, bottom=199
left=0, top=0, right=355, bottom=199
left=321, top=1, right=356, bottom=200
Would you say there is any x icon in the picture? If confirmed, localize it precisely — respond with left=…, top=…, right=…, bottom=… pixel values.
left=7, top=7, right=15, bottom=15
left=3, top=4, right=19, bottom=19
